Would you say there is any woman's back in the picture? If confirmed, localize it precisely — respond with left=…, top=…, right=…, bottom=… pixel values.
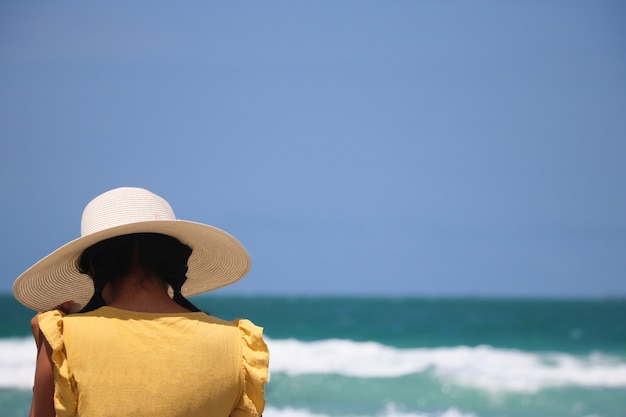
left=39, top=307, right=268, bottom=417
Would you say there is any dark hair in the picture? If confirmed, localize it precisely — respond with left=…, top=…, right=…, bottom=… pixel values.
left=77, top=233, right=202, bottom=313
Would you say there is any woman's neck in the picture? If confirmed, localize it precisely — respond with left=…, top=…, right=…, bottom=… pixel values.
left=102, top=272, right=192, bottom=313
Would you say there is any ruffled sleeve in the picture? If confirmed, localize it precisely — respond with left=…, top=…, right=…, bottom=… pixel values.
left=231, top=319, right=270, bottom=417
left=38, top=310, right=77, bottom=417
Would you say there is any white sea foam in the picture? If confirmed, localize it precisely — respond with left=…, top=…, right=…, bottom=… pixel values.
left=0, top=338, right=36, bottom=389
left=264, top=405, right=478, bottom=417
left=265, top=338, right=626, bottom=392
left=3, top=337, right=626, bottom=393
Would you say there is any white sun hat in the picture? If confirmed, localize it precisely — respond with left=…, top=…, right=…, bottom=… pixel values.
left=13, top=187, right=251, bottom=311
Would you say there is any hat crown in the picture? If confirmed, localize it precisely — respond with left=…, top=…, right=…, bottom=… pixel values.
left=81, top=187, right=176, bottom=237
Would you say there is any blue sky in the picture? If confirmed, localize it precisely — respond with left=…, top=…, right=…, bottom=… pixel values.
left=1, top=1, right=625, bottom=297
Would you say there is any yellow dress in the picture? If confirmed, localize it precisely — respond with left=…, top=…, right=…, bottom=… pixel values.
left=38, top=306, right=269, bottom=417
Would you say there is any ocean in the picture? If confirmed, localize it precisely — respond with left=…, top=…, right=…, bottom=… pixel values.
left=1, top=295, right=625, bottom=417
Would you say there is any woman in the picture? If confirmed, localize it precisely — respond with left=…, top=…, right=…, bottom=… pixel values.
left=14, top=187, right=269, bottom=417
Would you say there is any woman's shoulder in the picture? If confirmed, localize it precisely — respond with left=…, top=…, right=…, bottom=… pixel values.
left=198, top=315, right=264, bottom=338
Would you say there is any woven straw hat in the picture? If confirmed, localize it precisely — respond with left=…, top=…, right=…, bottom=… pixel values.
left=13, top=187, right=251, bottom=311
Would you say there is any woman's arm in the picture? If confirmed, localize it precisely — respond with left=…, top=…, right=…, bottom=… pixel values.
left=29, top=314, right=43, bottom=417
left=30, top=314, right=43, bottom=351
left=30, top=325, right=56, bottom=417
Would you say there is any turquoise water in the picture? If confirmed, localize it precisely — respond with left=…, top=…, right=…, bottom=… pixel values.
left=1, top=295, right=625, bottom=417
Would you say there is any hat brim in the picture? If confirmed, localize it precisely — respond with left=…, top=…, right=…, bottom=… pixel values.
left=13, top=220, right=251, bottom=311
